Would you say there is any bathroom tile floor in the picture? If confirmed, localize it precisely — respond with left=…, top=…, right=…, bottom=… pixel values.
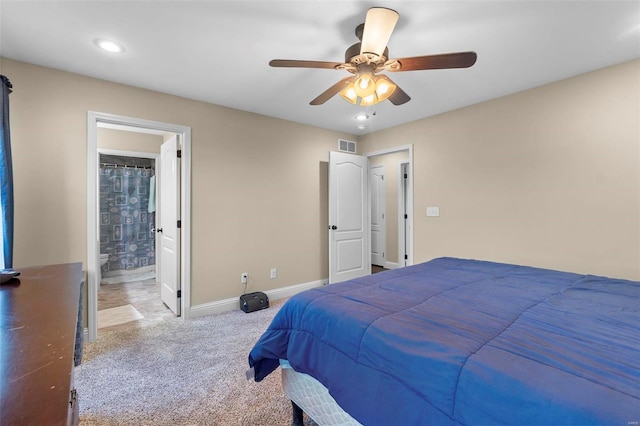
left=98, top=278, right=175, bottom=334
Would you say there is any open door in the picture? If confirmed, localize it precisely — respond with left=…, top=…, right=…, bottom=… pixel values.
left=328, top=151, right=370, bottom=284
left=159, top=135, right=181, bottom=315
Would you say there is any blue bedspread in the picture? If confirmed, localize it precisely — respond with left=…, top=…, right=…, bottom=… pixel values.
left=248, top=258, right=640, bottom=425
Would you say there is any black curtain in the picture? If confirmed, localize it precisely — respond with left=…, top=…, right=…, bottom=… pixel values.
left=0, top=75, right=14, bottom=268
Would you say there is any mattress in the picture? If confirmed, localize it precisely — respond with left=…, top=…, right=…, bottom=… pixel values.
left=249, top=257, right=640, bottom=425
left=280, top=359, right=361, bottom=426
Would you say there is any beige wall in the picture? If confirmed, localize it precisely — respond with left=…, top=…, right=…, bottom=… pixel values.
left=98, top=127, right=164, bottom=153
left=2, top=58, right=355, bottom=305
left=3, top=55, right=638, bottom=312
left=361, top=59, right=640, bottom=280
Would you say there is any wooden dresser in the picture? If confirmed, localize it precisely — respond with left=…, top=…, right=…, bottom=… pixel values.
left=0, top=262, right=83, bottom=426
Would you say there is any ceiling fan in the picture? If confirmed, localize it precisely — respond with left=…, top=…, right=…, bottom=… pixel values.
left=269, top=7, right=477, bottom=107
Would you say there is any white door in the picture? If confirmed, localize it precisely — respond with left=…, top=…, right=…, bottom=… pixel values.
left=370, top=165, right=386, bottom=266
left=159, top=135, right=181, bottom=315
left=328, top=151, right=370, bottom=284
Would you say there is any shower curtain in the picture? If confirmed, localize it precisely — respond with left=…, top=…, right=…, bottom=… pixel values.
left=99, top=165, right=156, bottom=275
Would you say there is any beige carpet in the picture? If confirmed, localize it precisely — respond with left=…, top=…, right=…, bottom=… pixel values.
left=76, top=300, right=317, bottom=425
left=97, top=304, right=144, bottom=329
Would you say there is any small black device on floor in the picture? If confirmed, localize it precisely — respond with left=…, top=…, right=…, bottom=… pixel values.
left=240, top=291, right=269, bottom=313
left=0, top=269, right=20, bottom=284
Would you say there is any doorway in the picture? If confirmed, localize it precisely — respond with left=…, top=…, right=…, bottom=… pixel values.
left=366, top=146, right=413, bottom=270
left=96, top=147, right=167, bottom=332
left=370, top=164, right=386, bottom=267
left=328, top=144, right=413, bottom=284
left=87, top=112, right=191, bottom=342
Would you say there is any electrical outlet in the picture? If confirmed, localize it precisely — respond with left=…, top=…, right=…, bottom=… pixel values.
left=241, top=272, right=248, bottom=284
left=270, top=268, right=277, bottom=279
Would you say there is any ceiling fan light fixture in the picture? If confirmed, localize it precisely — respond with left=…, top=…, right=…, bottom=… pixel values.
left=353, top=72, right=376, bottom=98
left=269, top=7, right=476, bottom=107
left=374, top=75, right=397, bottom=102
left=340, top=73, right=397, bottom=106
left=339, top=85, right=358, bottom=104
left=360, top=93, right=377, bottom=107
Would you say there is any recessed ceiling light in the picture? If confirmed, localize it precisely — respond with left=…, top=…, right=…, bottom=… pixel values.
left=357, top=125, right=366, bottom=130
left=93, top=38, right=125, bottom=53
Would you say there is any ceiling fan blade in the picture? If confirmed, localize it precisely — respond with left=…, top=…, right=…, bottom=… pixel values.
left=310, top=77, right=353, bottom=105
left=391, top=51, right=477, bottom=71
left=385, top=77, right=411, bottom=105
left=360, top=7, right=399, bottom=57
left=269, top=59, right=343, bottom=69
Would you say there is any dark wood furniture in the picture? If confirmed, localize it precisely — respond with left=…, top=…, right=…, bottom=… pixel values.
left=1, top=262, right=83, bottom=426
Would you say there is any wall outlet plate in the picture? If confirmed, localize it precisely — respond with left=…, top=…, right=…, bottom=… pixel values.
left=270, top=268, right=277, bottom=279
left=241, top=272, right=248, bottom=284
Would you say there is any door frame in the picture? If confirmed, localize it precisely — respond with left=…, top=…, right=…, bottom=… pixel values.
left=369, top=164, right=386, bottom=266
left=399, top=161, right=411, bottom=267
left=87, top=111, right=192, bottom=342
left=364, top=144, right=414, bottom=267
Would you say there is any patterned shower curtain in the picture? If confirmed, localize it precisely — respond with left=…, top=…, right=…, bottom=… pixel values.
left=99, top=165, right=156, bottom=274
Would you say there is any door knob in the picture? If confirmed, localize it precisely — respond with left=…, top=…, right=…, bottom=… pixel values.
left=156, top=228, right=163, bottom=233
left=328, top=225, right=337, bottom=230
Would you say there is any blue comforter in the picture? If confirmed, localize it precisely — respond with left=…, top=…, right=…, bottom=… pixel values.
left=248, top=258, right=640, bottom=425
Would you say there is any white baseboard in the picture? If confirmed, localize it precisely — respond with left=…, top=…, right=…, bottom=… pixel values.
left=102, top=265, right=155, bottom=278
left=265, top=278, right=328, bottom=300
left=188, top=278, right=327, bottom=319
left=384, top=261, right=400, bottom=270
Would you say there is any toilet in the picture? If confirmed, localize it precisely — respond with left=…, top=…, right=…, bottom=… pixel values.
left=99, top=253, right=109, bottom=283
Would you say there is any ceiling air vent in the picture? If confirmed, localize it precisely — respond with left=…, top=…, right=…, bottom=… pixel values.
left=338, top=139, right=356, bottom=154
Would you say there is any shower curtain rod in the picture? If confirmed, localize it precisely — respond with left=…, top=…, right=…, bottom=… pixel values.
left=100, top=162, right=154, bottom=170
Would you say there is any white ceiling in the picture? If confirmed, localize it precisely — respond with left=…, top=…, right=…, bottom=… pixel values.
left=1, top=1, right=639, bottom=135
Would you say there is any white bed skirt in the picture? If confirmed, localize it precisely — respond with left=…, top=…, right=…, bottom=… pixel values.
left=280, top=360, right=362, bottom=426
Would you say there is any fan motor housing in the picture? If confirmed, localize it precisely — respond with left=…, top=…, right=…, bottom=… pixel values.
left=345, top=42, right=389, bottom=65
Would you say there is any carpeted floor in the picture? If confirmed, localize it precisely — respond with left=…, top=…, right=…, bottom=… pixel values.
left=76, top=300, right=315, bottom=425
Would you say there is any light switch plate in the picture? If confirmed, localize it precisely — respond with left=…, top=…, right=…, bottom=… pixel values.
left=426, top=207, right=440, bottom=217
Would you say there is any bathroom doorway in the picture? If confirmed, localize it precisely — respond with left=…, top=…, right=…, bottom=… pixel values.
left=96, top=145, right=167, bottom=332
left=87, top=112, right=192, bottom=342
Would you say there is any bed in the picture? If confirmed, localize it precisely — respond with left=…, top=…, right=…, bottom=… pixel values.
left=248, top=257, right=640, bottom=425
